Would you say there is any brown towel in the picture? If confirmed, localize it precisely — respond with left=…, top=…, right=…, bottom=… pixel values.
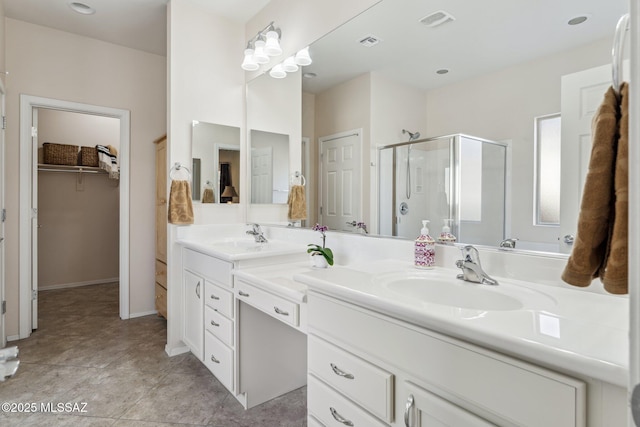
left=202, top=188, right=215, bottom=203
left=601, top=83, right=628, bottom=294
left=562, top=84, right=628, bottom=293
left=287, top=185, right=307, bottom=220
left=168, top=180, right=194, bottom=225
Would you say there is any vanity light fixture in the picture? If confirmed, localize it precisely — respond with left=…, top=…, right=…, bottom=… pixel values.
left=282, top=56, right=299, bottom=73
left=294, top=46, right=312, bottom=66
left=241, top=22, right=283, bottom=71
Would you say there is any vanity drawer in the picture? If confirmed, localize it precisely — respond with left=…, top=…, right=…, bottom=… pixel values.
left=155, top=259, right=167, bottom=288
left=183, top=248, right=232, bottom=288
left=308, top=375, right=388, bottom=427
left=205, top=305, right=234, bottom=347
left=309, top=335, right=394, bottom=423
left=204, top=330, right=234, bottom=392
left=235, top=280, right=299, bottom=327
left=205, top=281, right=234, bottom=319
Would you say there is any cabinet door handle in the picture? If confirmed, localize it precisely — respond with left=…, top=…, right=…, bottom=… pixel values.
left=274, top=306, right=289, bottom=316
left=210, top=355, right=220, bottom=364
left=330, top=407, right=354, bottom=426
left=238, top=291, right=250, bottom=297
left=196, top=282, right=201, bottom=299
left=210, top=320, right=219, bottom=327
left=210, top=294, right=220, bottom=300
left=404, top=394, right=415, bottom=427
left=330, top=363, right=354, bottom=379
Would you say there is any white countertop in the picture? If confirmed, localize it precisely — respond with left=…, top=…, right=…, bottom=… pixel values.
left=293, top=259, right=629, bottom=387
left=233, top=261, right=311, bottom=303
left=177, top=237, right=307, bottom=262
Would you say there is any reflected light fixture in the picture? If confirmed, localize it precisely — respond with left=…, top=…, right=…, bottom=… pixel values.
left=294, top=46, right=312, bottom=66
left=221, top=185, right=238, bottom=202
left=269, top=63, right=287, bottom=79
left=282, top=56, right=299, bottom=73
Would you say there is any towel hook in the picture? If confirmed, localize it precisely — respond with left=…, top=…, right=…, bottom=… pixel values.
left=170, top=162, right=191, bottom=180
left=612, top=13, right=629, bottom=95
left=291, top=171, right=306, bottom=186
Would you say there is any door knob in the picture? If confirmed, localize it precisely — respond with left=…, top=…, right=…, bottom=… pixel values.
left=563, top=234, right=575, bottom=245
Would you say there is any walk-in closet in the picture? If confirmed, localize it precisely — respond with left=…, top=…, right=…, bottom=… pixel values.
left=35, top=109, right=120, bottom=312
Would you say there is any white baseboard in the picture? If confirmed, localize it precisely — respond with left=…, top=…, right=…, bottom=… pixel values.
left=129, top=310, right=158, bottom=318
left=39, top=277, right=119, bottom=291
left=7, top=335, right=20, bottom=342
left=165, top=344, right=190, bottom=357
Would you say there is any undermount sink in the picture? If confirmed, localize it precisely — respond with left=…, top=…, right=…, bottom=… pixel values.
left=371, top=270, right=556, bottom=312
left=205, top=238, right=302, bottom=255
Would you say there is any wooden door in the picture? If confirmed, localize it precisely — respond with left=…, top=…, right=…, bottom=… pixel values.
left=155, top=136, right=167, bottom=263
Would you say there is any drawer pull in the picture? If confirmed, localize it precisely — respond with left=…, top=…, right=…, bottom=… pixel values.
left=238, top=291, right=250, bottom=297
left=330, top=363, right=355, bottom=380
left=210, top=294, right=220, bottom=300
left=210, top=320, right=219, bottom=327
left=196, top=282, right=201, bottom=299
left=404, top=394, right=414, bottom=427
left=330, top=407, right=354, bottom=426
left=210, top=355, right=220, bottom=364
left=274, top=306, right=289, bottom=316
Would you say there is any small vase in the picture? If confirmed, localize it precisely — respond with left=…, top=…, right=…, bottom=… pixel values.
left=310, top=254, right=329, bottom=268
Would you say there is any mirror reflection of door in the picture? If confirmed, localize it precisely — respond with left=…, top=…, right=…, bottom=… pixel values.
left=251, top=147, right=273, bottom=204
left=319, top=130, right=361, bottom=231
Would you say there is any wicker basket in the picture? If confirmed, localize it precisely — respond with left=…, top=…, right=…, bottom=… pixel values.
left=43, top=143, right=79, bottom=166
left=80, top=146, right=99, bottom=167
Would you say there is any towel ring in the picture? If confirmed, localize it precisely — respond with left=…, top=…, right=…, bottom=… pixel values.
left=170, top=162, right=191, bottom=180
left=291, top=171, right=306, bottom=187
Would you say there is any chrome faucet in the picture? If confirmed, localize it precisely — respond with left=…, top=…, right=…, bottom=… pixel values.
left=246, top=223, right=268, bottom=243
left=499, top=238, right=518, bottom=249
left=455, top=245, right=498, bottom=285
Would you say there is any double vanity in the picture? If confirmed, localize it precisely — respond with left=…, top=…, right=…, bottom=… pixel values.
left=174, top=224, right=628, bottom=426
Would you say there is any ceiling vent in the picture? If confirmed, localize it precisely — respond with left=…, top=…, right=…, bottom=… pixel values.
left=358, top=34, right=382, bottom=47
left=419, top=10, right=455, bottom=28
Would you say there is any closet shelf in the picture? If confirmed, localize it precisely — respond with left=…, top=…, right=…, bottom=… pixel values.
left=37, top=164, right=106, bottom=174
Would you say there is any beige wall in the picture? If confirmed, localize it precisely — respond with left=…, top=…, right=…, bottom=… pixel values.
left=37, top=110, right=120, bottom=289
left=5, top=18, right=166, bottom=336
left=424, top=37, right=611, bottom=246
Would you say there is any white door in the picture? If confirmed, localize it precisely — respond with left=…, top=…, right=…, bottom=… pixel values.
left=319, top=131, right=361, bottom=231
left=559, top=64, right=614, bottom=254
left=251, top=147, right=273, bottom=204
left=31, top=108, right=39, bottom=329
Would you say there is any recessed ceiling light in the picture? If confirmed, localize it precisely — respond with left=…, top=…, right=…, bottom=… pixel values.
left=303, top=72, right=317, bottom=79
left=436, top=69, right=449, bottom=75
left=68, top=2, right=96, bottom=15
left=568, top=15, right=588, bottom=25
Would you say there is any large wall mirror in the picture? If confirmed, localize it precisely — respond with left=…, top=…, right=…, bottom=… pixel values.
left=293, top=0, right=627, bottom=255
left=191, top=121, right=241, bottom=204
left=246, top=65, right=302, bottom=219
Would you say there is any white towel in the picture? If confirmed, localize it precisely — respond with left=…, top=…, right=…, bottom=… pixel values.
left=96, top=145, right=119, bottom=179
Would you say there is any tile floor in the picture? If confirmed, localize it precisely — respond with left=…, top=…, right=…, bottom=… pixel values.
left=0, top=283, right=307, bottom=426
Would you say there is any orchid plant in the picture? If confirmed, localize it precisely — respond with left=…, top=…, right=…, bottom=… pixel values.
left=307, top=224, right=334, bottom=266
left=356, top=222, right=368, bottom=234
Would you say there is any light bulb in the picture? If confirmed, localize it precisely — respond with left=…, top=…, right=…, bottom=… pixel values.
left=282, top=56, right=299, bottom=73
left=294, top=46, right=312, bottom=66
left=264, top=30, right=282, bottom=56
left=269, top=63, right=286, bottom=79
left=241, top=48, right=259, bottom=71
left=253, top=39, right=269, bottom=64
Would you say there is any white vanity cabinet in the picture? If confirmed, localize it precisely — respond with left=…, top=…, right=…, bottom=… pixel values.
left=182, top=248, right=235, bottom=392
left=307, top=292, right=587, bottom=427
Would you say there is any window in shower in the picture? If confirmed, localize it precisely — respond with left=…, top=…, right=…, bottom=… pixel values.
left=534, top=113, right=561, bottom=225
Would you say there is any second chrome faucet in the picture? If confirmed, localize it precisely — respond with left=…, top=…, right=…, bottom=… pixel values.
left=455, top=245, right=498, bottom=285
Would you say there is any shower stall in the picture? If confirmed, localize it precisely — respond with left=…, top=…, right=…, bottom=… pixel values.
left=378, top=134, right=508, bottom=246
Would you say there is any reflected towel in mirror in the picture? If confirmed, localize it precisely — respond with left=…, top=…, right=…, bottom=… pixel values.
left=288, top=185, right=307, bottom=220
left=169, top=180, right=194, bottom=225
left=202, top=188, right=215, bottom=203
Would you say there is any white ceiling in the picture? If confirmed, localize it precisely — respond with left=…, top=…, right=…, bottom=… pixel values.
left=302, top=0, right=629, bottom=93
left=3, top=0, right=271, bottom=56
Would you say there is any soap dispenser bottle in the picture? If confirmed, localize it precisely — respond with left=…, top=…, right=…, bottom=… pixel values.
left=438, top=218, right=456, bottom=244
left=415, top=220, right=435, bottom=269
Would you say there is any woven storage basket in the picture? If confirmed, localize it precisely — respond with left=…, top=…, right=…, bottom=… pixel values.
left=43, top=143, right=79, bottom=166
left=80, top=146, right=99, bottom=167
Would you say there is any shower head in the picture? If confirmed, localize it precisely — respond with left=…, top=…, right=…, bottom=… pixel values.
left=402, top=129, right=421, bottom=141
